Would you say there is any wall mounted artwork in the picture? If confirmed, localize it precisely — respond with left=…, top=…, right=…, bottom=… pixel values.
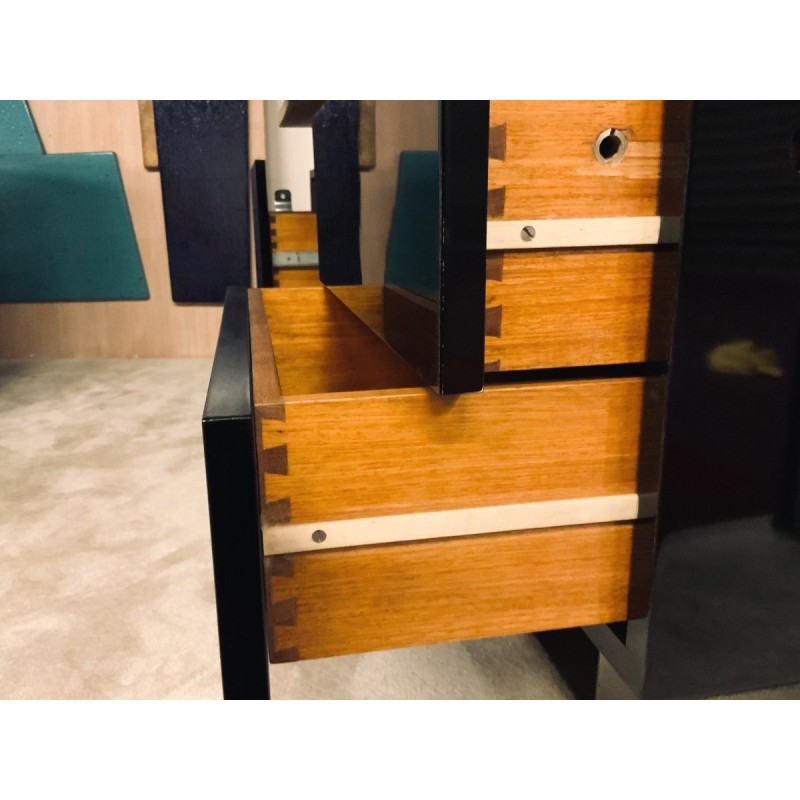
left=0, top=101, right=149, bottom=303
left=153, top=101, right=250, bottom=303
left=0, top=100, right=43, bottom=155
left=311, top=101, right=362, bottom=286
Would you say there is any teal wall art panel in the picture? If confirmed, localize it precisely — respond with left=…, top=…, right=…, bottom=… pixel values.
left=0, top=152, right=149, bottom=302
left=0, top=100, right=44, bottom=155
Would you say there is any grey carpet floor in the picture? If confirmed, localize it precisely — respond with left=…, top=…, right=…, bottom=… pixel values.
left=0, top=359, right=795, bottom=700
left=0, top=359, right=573, bottom=700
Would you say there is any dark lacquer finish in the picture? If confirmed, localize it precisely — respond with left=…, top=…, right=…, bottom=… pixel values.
left=312, top=100, right=362, bottom=285
left=437, top=100, right=490, bottom=394
left=154, top=101, right=250, bottom=302
left=203, top=287, right=270, bottom=699
left=250, top=160, right=274, bottom=288
left=586, top=101, right=800, bottom=699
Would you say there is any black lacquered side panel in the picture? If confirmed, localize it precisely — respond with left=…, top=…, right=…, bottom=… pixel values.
left=591, top=102, right=800, bottom=699
left=438, top=100, right=490, bottom=394
left=202, top=287, right=269, bottom=699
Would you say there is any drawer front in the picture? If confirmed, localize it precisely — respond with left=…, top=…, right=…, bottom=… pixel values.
left=485, top=248, right=678, bottom=372
left=487, top=100, right=690, bottom=220
left=259, top=376, right=666, bottom=527
left=273, top=267, right=319, bottom=288
left=266, top=520, right=656, bottom=662
left=270, top=212, right=318, bottom=252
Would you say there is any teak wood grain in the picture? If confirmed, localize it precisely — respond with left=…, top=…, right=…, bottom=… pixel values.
left=256, top=288, right=421, bottom=397
left=261, top=376, right=665, bottom=523
left=251, top=288, right=665, bottom=526
left=248, top=288, right=282, bottom=415
left=274, top=268, right=320, bottom=288
left=488, top=101, right=690, bottom=220
left=137, top=100, right=158, bottom=170
left=270, top=212, right=318, bottom=252
left=485, top=248, right=679, bottom=370
left=327, top=285, right=386, bottom=338
left=266, top=520, right=656, bottom=661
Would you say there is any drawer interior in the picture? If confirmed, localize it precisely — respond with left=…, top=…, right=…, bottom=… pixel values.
left=254, top=285, right=420, bottom=396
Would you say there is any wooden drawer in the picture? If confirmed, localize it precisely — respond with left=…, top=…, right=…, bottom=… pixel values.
left=269, top=211, right=318, bottom=252
left=487, top=100, right=690, bottom=220
left=250, top=287, right=663, bottom=661
left=485, top=248, right=678, bottom=372
left=273, top=267, right=319, bottom=288
left=252, top=287, right=664, bottom=533
left=269, top=212, right=321, bottom=289
left=485, top=100, right=689, bottom=373
left=266, top=520, right=655, bottom=662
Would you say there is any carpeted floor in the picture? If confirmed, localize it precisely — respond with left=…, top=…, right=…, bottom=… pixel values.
left=0, top=359, right=574, bottom=700
left=0, top=359, right=796, bottom=700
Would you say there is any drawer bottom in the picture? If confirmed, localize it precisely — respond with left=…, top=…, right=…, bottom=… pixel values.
left=265, top=520, right=655, bottom=663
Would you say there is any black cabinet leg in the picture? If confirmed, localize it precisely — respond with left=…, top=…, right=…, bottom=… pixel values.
left=203, top=288, right=270, bottom=699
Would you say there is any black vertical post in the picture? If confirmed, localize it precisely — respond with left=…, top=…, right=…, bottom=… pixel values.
left=439, top=100, right=490, bottom=394
left=312, top=101, right=362, bottom=285
left=250, top=160, right=274, bottom=288
left=202, top=287, right=270, bottom=699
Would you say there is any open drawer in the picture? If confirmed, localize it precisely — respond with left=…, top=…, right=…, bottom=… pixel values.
left=249, top=287, right=663, bottom=662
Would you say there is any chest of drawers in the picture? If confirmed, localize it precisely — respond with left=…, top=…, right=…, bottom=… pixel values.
left=204, top=100, right=696, bottom=697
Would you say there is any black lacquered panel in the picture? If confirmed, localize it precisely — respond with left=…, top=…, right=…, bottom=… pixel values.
left=643, top=101, right=800, bottom=698
left=660, top=101, right=800, bottom=533
left=203, top=288, right=270, bottom=699
left=250, top=160, right=274, bottom=288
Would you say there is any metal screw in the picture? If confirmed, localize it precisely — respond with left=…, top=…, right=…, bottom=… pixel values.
left=311, top=529, right=327, bottom=543
left=521, top=225, right=536, bottom=242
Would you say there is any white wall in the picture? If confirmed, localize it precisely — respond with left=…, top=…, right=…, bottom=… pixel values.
left=264, top=101, right=315, bottom=212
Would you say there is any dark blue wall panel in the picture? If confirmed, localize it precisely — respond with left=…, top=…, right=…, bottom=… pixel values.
left=312, top=101, right=361, bottom=285
left=154, top=101, right=250, bottom=302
